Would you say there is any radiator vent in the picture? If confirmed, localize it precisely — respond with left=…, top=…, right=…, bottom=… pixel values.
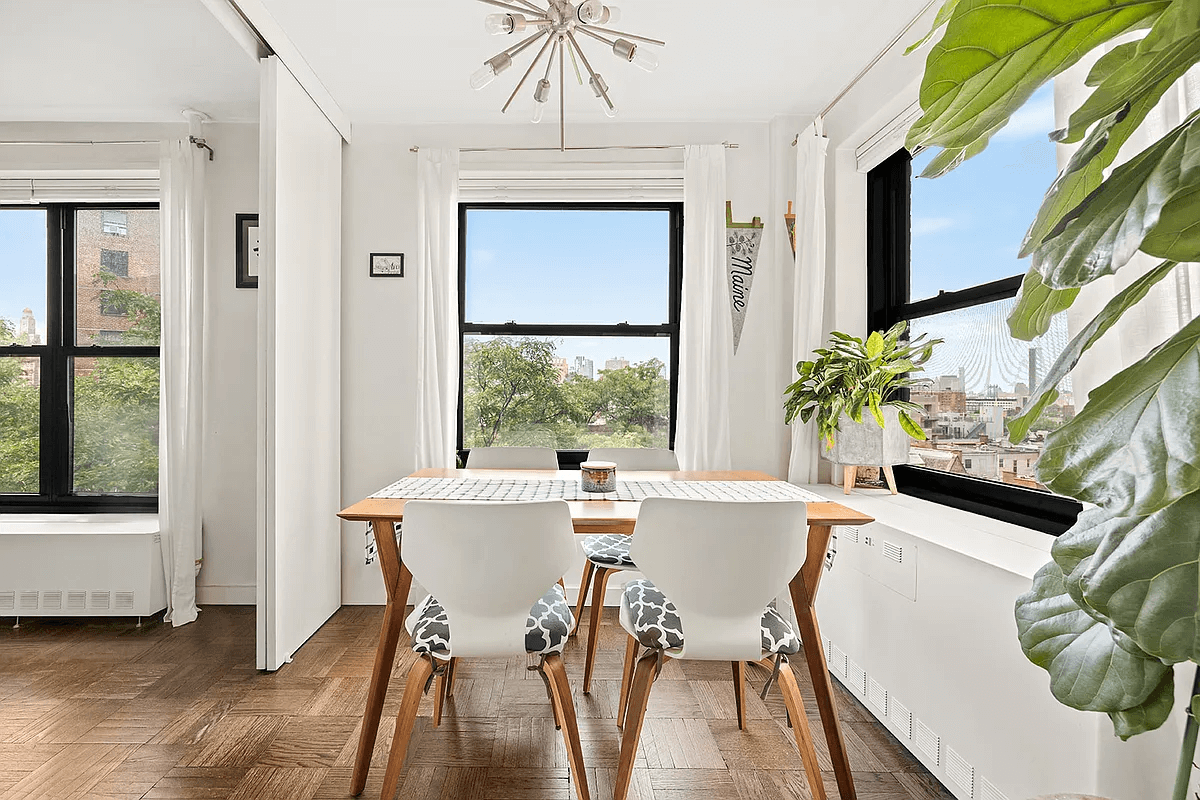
left=889, top=698, right=913, bottom=740
left=882, top=540, right=904, bottom=564
left=946, top=747, right=975, bottom=797
left=42, top=591, right=62, bottom=610
left=843, top=526, right=860, bottom=544
left=980, top=779, right=1008, bottom=800
left=830, top=645, right=848, bottom=679
left=915, top=718, right=940, bottom=766
left=90, top=591, right=111, bottom=610
left=868, top=678, right=887, bottom=714
left=114, top=591, right=135, bottom=610
left=846, top=659, right=867, bottom=696
left=19, top=591, right=39, bottom=610
left=67, top=591, right=87, bottom=610
left=824, top=637, right=833, bottom=665
left=0, top=591, right=14, bottom=610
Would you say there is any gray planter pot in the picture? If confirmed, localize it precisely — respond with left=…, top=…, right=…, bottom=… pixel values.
left=821, top=406, right=911, bottom=466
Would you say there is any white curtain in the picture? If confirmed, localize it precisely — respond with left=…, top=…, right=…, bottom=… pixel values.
left=158, top=134, right=205, bottom=627
left=1057, top=62, right=1200, bottom=403
left=787, top=119, right=829, bottom=485
left=676, top=144, right=732, bottom=471
left=415, top=149, right=461, bottom=470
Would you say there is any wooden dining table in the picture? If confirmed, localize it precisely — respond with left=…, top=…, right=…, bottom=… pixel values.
left=338, top=468, right=874, bottom=800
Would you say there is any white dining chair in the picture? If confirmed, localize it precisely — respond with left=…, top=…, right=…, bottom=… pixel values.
left=611, top=498, right=825, bottom=800
left=464, top=446, right=559, bottom=469
left=378, top=500, right=589, bottom=800
left=574, top=449, right=680, bottom=696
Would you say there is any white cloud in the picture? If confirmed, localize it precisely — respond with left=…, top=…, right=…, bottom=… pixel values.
left=912, top=216, right=956, bottom=236
left=995, top=91, right=1056, bottom=141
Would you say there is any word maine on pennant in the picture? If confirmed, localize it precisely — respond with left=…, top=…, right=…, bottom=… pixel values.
left=726, top=201, right=764, bottom=353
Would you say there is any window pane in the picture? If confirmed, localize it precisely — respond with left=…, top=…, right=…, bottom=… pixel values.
left=73, top=356, right=159, bottom=494
left=908, top=297, right=1073, bottom=490
left=76, top=208, right=160, bottom=346
left=0, top=356, right=40, bottom=493
left=909, top=84, right=1058, bottom=302
left=463, top=335, right=670, bottom=450
left=464, top=208, right=671, bottom=325
left=0, top=209, right=47, bottom=346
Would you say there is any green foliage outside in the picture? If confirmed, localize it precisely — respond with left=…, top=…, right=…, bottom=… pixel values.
left=0, top=273, right=160, bottom=495
left=907, top=0, right=1200, bottom=793
left=462, top=337, right=669, bottom=450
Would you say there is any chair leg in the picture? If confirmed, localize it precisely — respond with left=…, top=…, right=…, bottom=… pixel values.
left=614, top=651, right=658, bottom=800
left=379, top=655, right=434, bottom=800
left=731, top=661, right=746, bottom=730
left=445, top=656, right=458, bottom=698
left=777, top=658, right=827, bottom=800
left=617, top=634, right=640, bottom=728
left=543, top=653, right=591, bottom=800
left=583, top=567, right=613, bottom=694
left=432, top=670, right=446, bottom=728
left=843, top=465, right=857, bottom=495
left=882, top=465, right=898, bottom=494
left=573, top=560, right=596, bottom=637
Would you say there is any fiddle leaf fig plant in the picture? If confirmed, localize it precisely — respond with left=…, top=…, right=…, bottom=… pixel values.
left=782, top=321, right=941, bottom=448
left=907, top=1, right=1200, bottom=796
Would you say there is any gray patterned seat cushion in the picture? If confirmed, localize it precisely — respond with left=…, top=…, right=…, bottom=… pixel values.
left=407, top=583, right=575, bottom=659
left=581, top=533, right=636, bottom=568
left=620, top=580, right=800, bottom=656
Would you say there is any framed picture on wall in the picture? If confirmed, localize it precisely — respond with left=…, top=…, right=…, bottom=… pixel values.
left=370, top=252, right=404, bottom=278
left=236, top=213, right=260, bottom=289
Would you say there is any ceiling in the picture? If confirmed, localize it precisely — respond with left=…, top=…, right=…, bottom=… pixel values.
left=257, top=0, right=933, bottom=125
left=0, top=0, right=259, bottom=123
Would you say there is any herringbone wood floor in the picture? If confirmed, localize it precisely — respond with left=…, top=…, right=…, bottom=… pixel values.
left=0, top=606, right=955, bottom=800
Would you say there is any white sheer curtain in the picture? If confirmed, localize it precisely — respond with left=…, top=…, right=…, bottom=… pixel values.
left=676, top=144, right=732, bottom=471
left=787, top=119, right=829, bottom=485
left=1057, top=62, right=1200, bottom=402
left=415, top=149, right=461, bottom=470
left=158, top=134, right=205, bottom=626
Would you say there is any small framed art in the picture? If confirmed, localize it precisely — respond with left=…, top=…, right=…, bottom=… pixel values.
left=370, top=252, right=404, bottom=278
left=236, top=213, right=260, bottom=289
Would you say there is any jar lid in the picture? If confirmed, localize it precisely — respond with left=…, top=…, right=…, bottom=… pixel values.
left=580, top=461, right=617, bottom=469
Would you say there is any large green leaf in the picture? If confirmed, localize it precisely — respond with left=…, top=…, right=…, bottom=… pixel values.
left=1038, top=314, right=1200, bottom=515
left=905, top=0, right=1168, bottom=171
left=1008, top=269, right=1081, bottom=341
left=904, top=0, right=961, bottom=56
left=1032, top=110, right=1200, bottom=288
left=1055, top=490, right=1200, bottom=664
left=1016, top=560, right=1173, bottom=731
left=1059, top=0, right=1200, bottom=144
left=1007, top=260, right=1178, bottom=443
left=1109, top=669, right=1177, bottom=739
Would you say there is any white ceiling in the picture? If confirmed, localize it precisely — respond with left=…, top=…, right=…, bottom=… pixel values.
left=0, top=0, right=260, bottom=123
left=258, top=0, right=932, bottom=125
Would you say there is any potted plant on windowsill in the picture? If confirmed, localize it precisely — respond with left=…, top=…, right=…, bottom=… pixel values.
left=783, top=321, right=941, bottom=493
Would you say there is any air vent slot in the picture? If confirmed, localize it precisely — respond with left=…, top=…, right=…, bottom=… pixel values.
left=915, top=718, right=940, bottom=766
left=824, top=637, right=833, bottom=664
left=67, top=591, right=87, bottom=610
left=846, top=659, right=867, bottom=696
left=90, top=591, right=111, bottom=610
left=946, top=747, right=975, bottom=797
left=42, top=591, right=62, bottom=610
left=114, top=592, right=134, bottom=610
left=830, top=645, right=848, bottom=679
left=19, top=591, right=39, bottom=610
left=889, top=698, right=912, bottom=740
left=868, top=678, right=887, bottom=714
left=843, top=526, right=860, bottom=544
left=882, top=540, right=903, bottom=564
left=0, top=591, right=14, bottom=611
left=980, top=779, right=1008, bottom=800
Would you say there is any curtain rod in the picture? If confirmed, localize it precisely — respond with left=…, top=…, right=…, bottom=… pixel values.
left=0, top=137, right=215, bottom=160
left=792, top=0, right=939, bottom=146
left=410, top=142, right=739, bottom=153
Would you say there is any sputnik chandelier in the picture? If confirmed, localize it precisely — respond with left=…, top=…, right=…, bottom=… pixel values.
left=471, top=0, right=663, bottom=149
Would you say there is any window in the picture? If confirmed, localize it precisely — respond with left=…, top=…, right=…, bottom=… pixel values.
left=101, top=210, right=127, bottom=236
left=0, top=204, right=160, bottom=511
left=100, top=249, right=129, bottom=277
left=867, top=87, right=1081, bottom=534
left=458, top=203, right=682, bottom=466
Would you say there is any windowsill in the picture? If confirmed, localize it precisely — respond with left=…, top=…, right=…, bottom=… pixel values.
left=802, top=483, right=1054, bottom=579
left=0, top=514, right=159, bottom=535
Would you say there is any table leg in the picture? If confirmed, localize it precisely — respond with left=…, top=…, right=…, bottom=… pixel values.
left=789, top=523, right=856, bottom=800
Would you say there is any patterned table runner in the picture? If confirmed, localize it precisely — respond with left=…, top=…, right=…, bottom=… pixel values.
left=370, top=477, right=826, bottom=503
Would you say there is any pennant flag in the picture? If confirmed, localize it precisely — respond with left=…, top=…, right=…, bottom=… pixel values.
left=785, top=201, right=797, bottom=255
left=726, top=201, right=764, bottom=354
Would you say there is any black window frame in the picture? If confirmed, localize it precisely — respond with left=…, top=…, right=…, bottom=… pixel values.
left=456, top=201, right=683, bottom=470
left=0, top=202, right=160, bottom=513
left=867, top=149, right=1081, bottom=535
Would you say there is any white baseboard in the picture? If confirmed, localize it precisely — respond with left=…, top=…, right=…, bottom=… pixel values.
left=197, top=584, right=256, bottom=605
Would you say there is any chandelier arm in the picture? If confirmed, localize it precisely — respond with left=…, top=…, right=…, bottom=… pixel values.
left=507, top=0, right=549, bottom=15
left=565, top=31, right=614, bottom=111
left=502, top=32, right=556, bottom=113
left=575, top=26, right=618, bottom=49
left=580, top=25, right=665, bottom=47
left=476, top=0, right=549, bottom=19
left=542, top=36, right=560, bottom=83
left=566, top=41, right=583, bottom=85
left=496, top=27, right=551, bottom=60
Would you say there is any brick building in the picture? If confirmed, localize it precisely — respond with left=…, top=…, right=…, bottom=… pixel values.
left=74, top=208, right=160, bottom=346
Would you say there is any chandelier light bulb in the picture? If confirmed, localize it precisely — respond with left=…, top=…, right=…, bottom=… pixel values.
left=630, top=45, right=658, bottom=72
left=484, top=13, right=511, bottom=34
left=602, top=5, right=621, bottom=24
left=470, top=53, right=513, bottom=90
left=604, top=101, right=618, bottom=118
left=532, top=102, right=546, bottom=124
left=576, top=0, right=604, bottom=24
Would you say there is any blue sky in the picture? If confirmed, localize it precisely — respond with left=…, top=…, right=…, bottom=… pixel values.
left=0, top=209, right=47, bottom=342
